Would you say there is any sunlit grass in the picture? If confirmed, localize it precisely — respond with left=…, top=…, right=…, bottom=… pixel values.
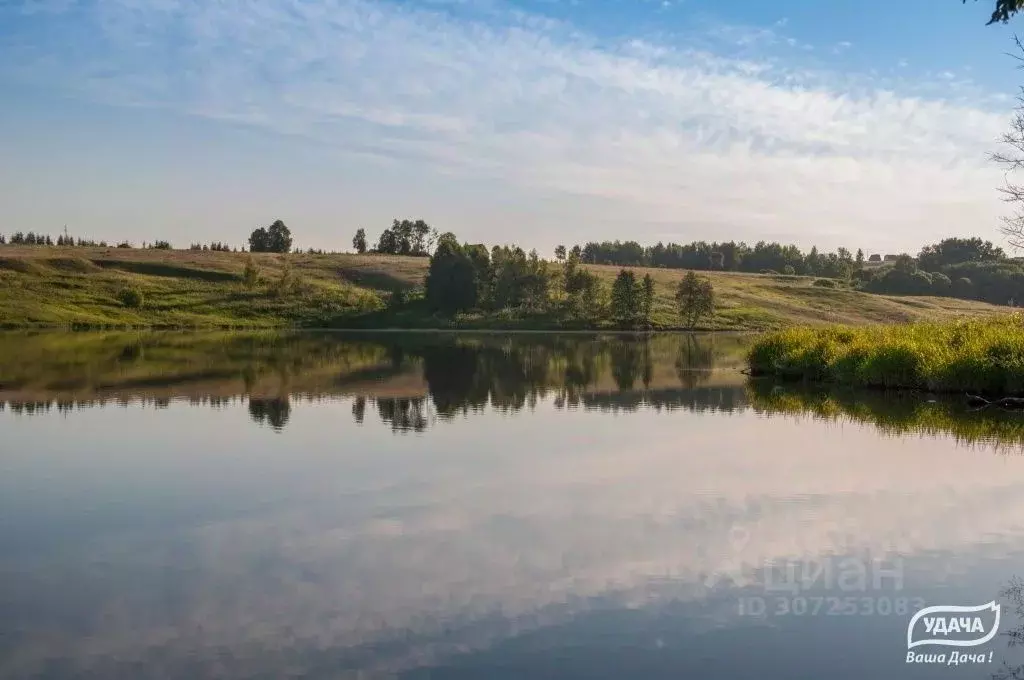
left=748, top=314, right=1024, bottom=394
left=0, top=245, right=1008, bottom=330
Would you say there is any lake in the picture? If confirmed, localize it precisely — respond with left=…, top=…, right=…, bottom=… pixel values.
left=2, top=330, right=1024, bottom=679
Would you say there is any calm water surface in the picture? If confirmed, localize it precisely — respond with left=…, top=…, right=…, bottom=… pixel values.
left=3, top=331, right=1024, bottom=679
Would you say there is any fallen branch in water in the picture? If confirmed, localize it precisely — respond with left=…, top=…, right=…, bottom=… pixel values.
left=966, top=395, right=1024, bottom=410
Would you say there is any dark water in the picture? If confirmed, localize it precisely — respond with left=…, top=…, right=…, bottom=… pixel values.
left=3, top=331, right=1024, bottom=679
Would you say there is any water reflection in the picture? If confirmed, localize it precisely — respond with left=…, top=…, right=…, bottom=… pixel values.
left=0, top=331, right=751, bottom=429
left=3, top=331, right=1024, bottom=449
left=8, top=331, right=1024, bottom=678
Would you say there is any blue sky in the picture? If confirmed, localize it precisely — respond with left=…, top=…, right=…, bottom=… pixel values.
left=1, top=0, right=1023, bottom=254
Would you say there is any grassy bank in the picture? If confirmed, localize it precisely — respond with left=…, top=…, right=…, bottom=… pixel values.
left=747, top=315, right=1024, bottom=394
left=0, top=246, right=1007, bottom=330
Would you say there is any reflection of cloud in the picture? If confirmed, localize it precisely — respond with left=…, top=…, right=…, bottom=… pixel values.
left=5, top=404, right=1024, bottom=676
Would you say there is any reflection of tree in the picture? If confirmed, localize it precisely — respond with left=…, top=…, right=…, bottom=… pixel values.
left=675, top=335, right=715, bottom=389
left=609, top=340, right=646, bottom=391
left=248, top=397, right=291, bottom=431
left=352, top=396, right=366, bottom=424
left=421, top=345, right=489, bottom=416
left=376, top=397, right=429, bottom=432
left=578, top=386, right=745, bottom=413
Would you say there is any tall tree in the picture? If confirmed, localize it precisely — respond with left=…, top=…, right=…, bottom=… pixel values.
left=641, top=274, right=655, bottom=324
left=353, top=228, right=367, bottom=254
left=555, top=245, right=567, bottom=261
left=267, top=220, right=292, bottom=253
left=248, top=227, right=270, bottom=253
left=675, top=272, right=715, bottom=329
left=610, top=269, right=641, bottom=325
left=425, top=233, right=479, bottom=313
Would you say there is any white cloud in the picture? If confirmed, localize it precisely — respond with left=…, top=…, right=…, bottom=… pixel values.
left=0, top=0, right=1016, bottom=251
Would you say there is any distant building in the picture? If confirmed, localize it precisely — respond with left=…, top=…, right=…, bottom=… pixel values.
left=883, top=254, right=898, bottom=262
left=868, top=254, right=882, bottom=262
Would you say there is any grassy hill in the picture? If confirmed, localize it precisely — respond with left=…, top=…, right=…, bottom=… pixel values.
left=0, top=245, right=1008, bottom=330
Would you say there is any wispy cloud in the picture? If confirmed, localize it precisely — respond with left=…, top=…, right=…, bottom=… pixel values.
left=0, top=0, right=1015, bottom=250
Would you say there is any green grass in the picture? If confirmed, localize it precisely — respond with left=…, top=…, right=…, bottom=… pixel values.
left=0, top=245, right=1008, bottom=330
left=747, top=314, right=1024, bottom=394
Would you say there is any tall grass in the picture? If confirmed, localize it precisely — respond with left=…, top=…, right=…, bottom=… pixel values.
left=747, top=314, right=1024, bottom=394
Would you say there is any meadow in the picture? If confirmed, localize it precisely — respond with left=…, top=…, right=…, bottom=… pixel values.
left=0, top=246, right=1006, bottom=331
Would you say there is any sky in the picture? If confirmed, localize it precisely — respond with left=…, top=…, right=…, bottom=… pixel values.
left=1, top=0, right=1024, bottom=255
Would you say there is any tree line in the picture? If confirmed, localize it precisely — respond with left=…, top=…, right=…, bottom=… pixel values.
left=420, top=232, right=715, bottom=328
left=565, top=239, right=865, bottom=278
left=859, top=237, right=1024, bottom=305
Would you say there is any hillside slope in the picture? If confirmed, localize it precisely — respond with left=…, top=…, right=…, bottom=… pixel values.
left=0, top=246, right=1007, bottom=330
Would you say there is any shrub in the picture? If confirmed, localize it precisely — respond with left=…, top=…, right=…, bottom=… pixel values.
left=813, top=278, right=839, bottom=288
left=116, top=287, right=144, bottom=308
left=782, top=265, right=796, bottom=275
left=272, top=261, right=297, bottom=296
left=242, top=256, right=260, bottom=289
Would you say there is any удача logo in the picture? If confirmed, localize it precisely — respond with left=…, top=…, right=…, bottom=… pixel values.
left=907, top=602, right=1001, bottom=649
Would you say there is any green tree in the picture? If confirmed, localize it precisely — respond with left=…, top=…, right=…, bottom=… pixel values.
left=555, top=245, right=567, bottom=261
left=641, top=273, right=655, bottom=324
left=610, top=269, right=641, bottom=325
left=425, top=233, right=479, bottom=313
left=893, top=254, right=917, bottom=273
left=353, top=228, right=367, bottom=254
left=375, top=219, right=433, bottom=256
left=856, top=248, right=865, bottom=267
left=248, top=227, right=269, bottom=253
left=250, top=220, right=291, bottom=253
left=918, top=237, right=1004, bottom=270
left=267, top=220, right=292, bottom=253
left=675, top=271, right=715, bottom=329
left=562, top=252, right=603, bottom=319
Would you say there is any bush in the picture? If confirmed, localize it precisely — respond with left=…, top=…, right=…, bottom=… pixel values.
left=782, top=265, right=796, bottom=275
left=813, top=278, right=839, bottom=288
left=242, top=256, right=260, bottom=289
left=116, top=287, right=144, bottom=308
